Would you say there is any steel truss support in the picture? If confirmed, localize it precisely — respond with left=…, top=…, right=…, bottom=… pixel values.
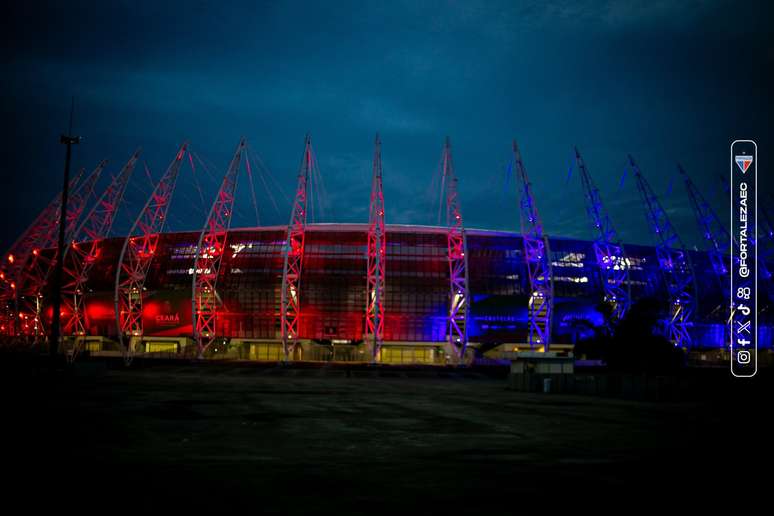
left=630, top=155, right=697, bottom=347
left=20, top=162, right=105, bottom=338
left=513, top=141, right=553, bottom=350
left=63, top=149, right=140, bottom=358
left=439, top=137, right=469, bottom=362
left=365, top=134, right=386, bottom=361
left=192, top=138, right=246, bottom=357
left=0, top=169, right=86, bottom=335
left=115, top=143, right=188, bottom=359
left=574, top=147, right=630, bottom=322
left=680, top=164, right=731, bottom=280
left=280, top=135, right=314, bottom=361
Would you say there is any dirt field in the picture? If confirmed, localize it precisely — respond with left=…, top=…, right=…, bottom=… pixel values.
left=2, top=357, right=768, bottom=511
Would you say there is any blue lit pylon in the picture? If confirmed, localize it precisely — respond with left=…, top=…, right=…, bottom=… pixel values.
left=365, top=134, right=386, bottom=361
left=513, top=141, right=553, bottom=350
left=574, top=147, right=630, bottom=322
left=192, top=138, right=246, bottom=357
left=630, top=155, right=696, bottom=347
left=679, top=163, right=732, bottom=287
left=281, top=135, right=314, bottom=361
left=440, top=137, right=469, bottom=362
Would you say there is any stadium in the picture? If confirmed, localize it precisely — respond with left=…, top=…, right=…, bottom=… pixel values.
left=1, top=138, right=771, bottom=364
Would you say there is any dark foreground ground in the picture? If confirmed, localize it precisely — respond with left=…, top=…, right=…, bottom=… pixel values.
left=1, top=355, right=769, bottom=512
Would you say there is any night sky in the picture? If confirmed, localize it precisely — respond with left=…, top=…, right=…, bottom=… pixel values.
left=1, top=0, right=772, bottom=252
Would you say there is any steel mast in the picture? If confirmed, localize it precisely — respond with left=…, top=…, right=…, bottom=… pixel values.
left=365, top=134, right=386, bottom=361
left=574, top=147, right=630, bottom=322
left=630, top=155, right=696, bottom=347
left=114, top=142, right=188, bottom=358
left=513, top=141, right=553, bottom=350
left=0, top=169, right=85, bottom=334
left=680, top=163, right=731, bottom=280
left=192, top=138, right=246, bottom=357
left=280, top=135, right=313, bottom=361
left=63, top=150, right=140, bottom=356
left=440, top=137, right=469, bottom=362
left=21, top=162, right=105, bottom=338
left=1, top=169, right=85, bottom=292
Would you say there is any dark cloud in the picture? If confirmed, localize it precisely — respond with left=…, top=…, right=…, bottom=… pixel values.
left=1, top=0, right=771, bottom=251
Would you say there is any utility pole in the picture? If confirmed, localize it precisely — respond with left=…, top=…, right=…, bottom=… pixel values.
left=50, top=98, right=80, bottom=357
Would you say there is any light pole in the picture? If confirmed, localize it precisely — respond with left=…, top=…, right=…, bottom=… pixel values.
left=49, top=99, right=80, bottom=358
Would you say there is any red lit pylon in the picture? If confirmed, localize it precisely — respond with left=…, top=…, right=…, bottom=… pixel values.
left=440, top=137, right=469, bottom=363
left=19, top=161, right=105, bottom=338
left=365, top=134, right=386, bottom=361
left=115, top=142, right=188, bottom=359
left=192, top=138, right=246, bottom=357
left=0, top=168, right=86, bottom=335
left=280, top=135, right=314, bottom=361
left=62, top=149, right=140, bottom=357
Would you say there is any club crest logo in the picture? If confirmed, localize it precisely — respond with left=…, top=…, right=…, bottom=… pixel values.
left=735, top=155, right=753, bottom=174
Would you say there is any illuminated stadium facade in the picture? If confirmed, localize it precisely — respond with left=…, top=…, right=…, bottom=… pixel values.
left=3, top=223, right=771, bottom=363
left=1, top=138, right=771, bottom=364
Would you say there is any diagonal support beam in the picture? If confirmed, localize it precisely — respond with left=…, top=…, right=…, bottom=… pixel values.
left=513, top=141, right=553, bottom=350
left=574, top=147, right=630, bottom=323
left=192, top=138, right=246, bottom=357
left=115, top=142, right=188, bottom=360
left=630, top=155, right=697, bottom=347
left=0, top=168, right=86, bottom=335
left=20, top=161, right=105, bottom=338
left=62, top=149, right=140, bottom=358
